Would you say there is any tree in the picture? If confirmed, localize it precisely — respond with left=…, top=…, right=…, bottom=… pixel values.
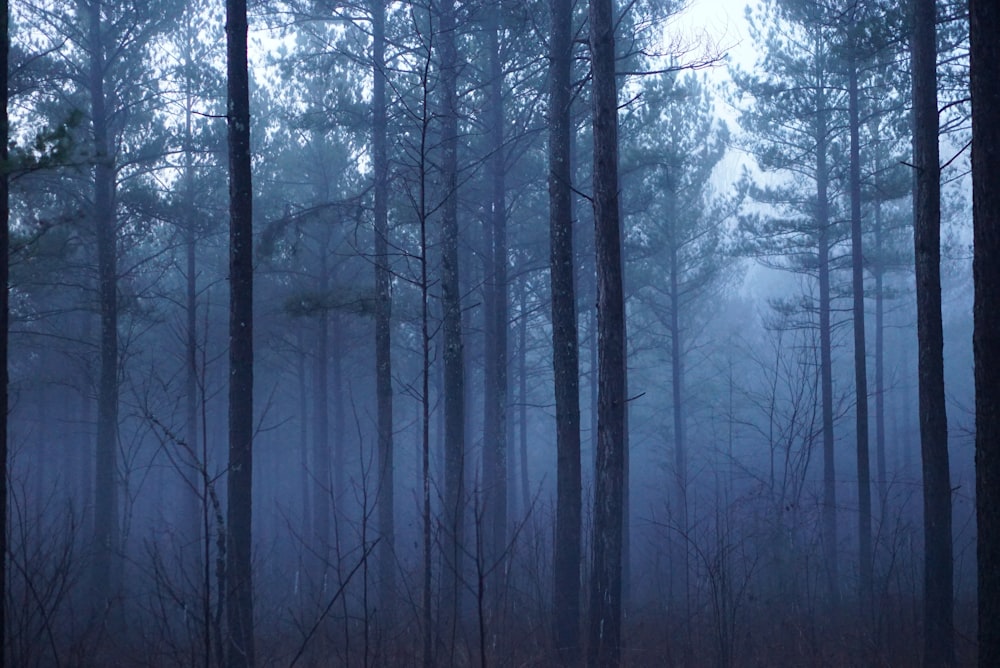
left=371, top=0, right=395, bottom=622
left=225, top=0, right=255, bottom=663
left=588, top=0, right=627, bottom=663
left=734, top=0, right=845, bottom=604
left=438, top=0, right=466, bottom=630
left=481, top=0, right=509, bottom=578
left=842, top=5, right=872, bottom=607
left=971, top=0, right=1000, bottom=664
left=549, top=0, right=582, bottom=660
left=910, top=0, right=953, bottom=663
left=83, top=0, right=122, bottom=605
left=0, top=0, right=8, bottom=662
left=621, top=70, right=734, bottom=623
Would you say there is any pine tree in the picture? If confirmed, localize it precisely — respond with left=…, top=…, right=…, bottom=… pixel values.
left=549, top=0, right=582, bottom=660
left=225, top=0, right=255, bottom=663
left=588, top=0, right=627, bottom=663
left=971, top=0, right=1000, bottom=665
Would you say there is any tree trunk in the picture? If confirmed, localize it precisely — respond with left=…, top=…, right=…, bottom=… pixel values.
left=549, top=0, right=582, bottom=659
left=371, top=0, right=395, bottom=623
left=313, top=255, right=331, bottom=584
left=872, top=120, right=888, bottom=513
left=518, top=282, right=530, bottom=517
left=588, top=0, right=627, bottom=664
left=439, top=0, right=466, bottom=630
left=483, top=5, right=508, bottom=567
left=668, top=195, right=690, bottom=629
left=226, top=0, right=255, bottom=663
left=971, top=0, right=1000, bottom=664
left=911, top=0, right=953, bottom=663
left=87, top=0, right=121, bottom=606
left=0, top=0, right=8, bottom=661
left=848, top=56, right=873, bottom=608
left=296, top=330, right=311, bottom=585
left=183, top=29, right=204, bottom=583
left=816, top=79, right=839, bottom=608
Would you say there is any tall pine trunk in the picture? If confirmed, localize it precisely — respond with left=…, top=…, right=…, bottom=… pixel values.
left=312, top=255, right=331, bottom=585
left=971, top=0, right=1000, bottom=664
left=588, top=0, right=627, bottom=663
left=483, top=5, right=508, bottom=566
left=549, top=0, right=582, bottom=659
left=371, top=0, right=395, bottom=623
left=0, top=0, right=8, bottom=661
left=911, top=0, right=953, bottom=663
left=848, top=55, right=873, bottom=608
left=226, top=0, right=255, bottom=663
left=87, top=0, right=121, bottom=605
left=438, top=0, right=466, bottom=631
left=815, top=74, right=839, bottom=607
left=183, top=24, right=203, bottom=583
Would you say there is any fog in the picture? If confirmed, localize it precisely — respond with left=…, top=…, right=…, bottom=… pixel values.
left=2, top=0, right=981, bottom=665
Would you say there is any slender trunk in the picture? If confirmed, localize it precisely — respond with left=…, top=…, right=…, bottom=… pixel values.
left=668, top=206, right=690, bottom=626
left=911, top=0, right=953, bottom=663
left=549, top=0, right=581, bottom=659
left=296, top=330, right=311, bottom=576
left=371, top=0, right=395, bottom=622
left=588, top=0, right=627, bottom=663
left=313, top=254, right=331, bottom=583
left=225, top=0, right=255, bottom=663
left=482, top=5, right=509, bottom=570
left=439, top=0, right=466, bottom=628
left=331, top=308, right=345, bottom=511
left=816, top=78, right=839, bottom=607
left=0, top=0, right=8, bottom=661
left=873, top=126, right=888, bottom=512
left=518, top=283, right=529, bottom=516
left=971, top=0, right=1000, bottom=664
left=88, top=0, right=121, bottom=604
left=417, top=37, right=434, bottom=667
left=183, top=32, right=203, bottom=582
left=849, top=57, right=873, bottom=608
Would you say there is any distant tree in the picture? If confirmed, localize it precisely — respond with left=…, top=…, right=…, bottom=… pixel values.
left=588, top=0, right=627, bottom=663
left=481, top=0, right=509, bottom=577
left=910, top=0, right=953, bottom=663
left=0, top=1, right=8, bottom=663
left=225, top=0, right=255, bottom=664
left=437, top=0, right=466, bottom=631
left=971, top=0, right=1000, bottom=665
left=621, top=70, right=735, bottom=621
left=370, top=0, right=396, bottom=622
left=839, top=3, right=873, bottom=607
left=734, top=0, right=846, bottom=604
left=548, top=0, right=582, bottom=660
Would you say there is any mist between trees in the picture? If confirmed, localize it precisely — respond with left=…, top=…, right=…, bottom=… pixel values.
left=0, top=0, right=996, bottom=666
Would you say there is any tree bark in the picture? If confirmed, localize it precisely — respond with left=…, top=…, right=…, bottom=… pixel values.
left=483, top=4, right=508, bottom=567
left=87, top=0, right=121, bottom=605
left=226, top=0, right=255, bottom=664
left=588, top=0, right=627, bottom=664
left=667, top=190, right=690, bottom=627
left=183, top=22, right=204, bottom=584
left=371, top=0, right=395, bottom=623
left=911, top=0, right=953, bottom=663
left=815, top=76, right=839, bottom=607
left=971, top=0, right=1000, bottom=664
left=313, top=254, right=331, bottom=584
left=848, top=55, right=873, bottom=608
left=549, top=0, right=582, bottom=660
left=438, top=0, right=466, bottom=629
left=0, top=0, right=8, bottom=661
